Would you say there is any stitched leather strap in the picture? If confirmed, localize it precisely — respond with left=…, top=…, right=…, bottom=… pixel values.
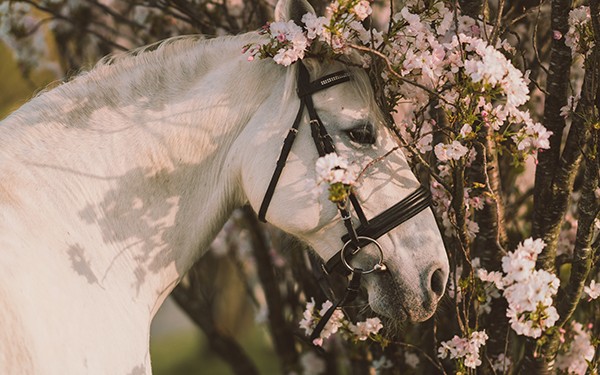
left=324, top=185, right=431, bottom=275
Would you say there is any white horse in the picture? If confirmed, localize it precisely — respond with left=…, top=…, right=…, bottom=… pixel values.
left=0, top=0, right=448, bottom=373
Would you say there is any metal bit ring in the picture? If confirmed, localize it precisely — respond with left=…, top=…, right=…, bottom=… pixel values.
left=340, top=236, right=387, bottom=275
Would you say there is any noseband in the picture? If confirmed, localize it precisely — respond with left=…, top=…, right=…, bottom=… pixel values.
left=258, top=61, right=431, bottom=342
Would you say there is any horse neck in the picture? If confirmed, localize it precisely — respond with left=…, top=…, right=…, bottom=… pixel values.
left=1, top=34, right=283, bottom=317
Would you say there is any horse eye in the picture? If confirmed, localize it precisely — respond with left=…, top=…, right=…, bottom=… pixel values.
left=346, top=124, right=376, bottom=145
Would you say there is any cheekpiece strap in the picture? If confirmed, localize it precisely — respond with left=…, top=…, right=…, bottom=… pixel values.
left=257, top=61, right=351, bottom=223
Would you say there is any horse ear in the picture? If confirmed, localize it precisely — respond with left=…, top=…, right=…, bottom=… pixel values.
left=274, top=0, right=315, bottom=23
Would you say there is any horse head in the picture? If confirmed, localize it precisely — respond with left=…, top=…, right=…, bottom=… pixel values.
left=240, top=0, right=449, bottom=323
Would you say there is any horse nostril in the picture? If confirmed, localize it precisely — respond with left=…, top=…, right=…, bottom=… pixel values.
left=430, top=268, right=446, bottom=297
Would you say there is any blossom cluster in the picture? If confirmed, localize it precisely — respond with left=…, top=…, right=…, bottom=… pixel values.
left=477, top=238, right=560, bottom=338
left=555, top=321, right=596, bottom=375
left=299, top=298, right=384, bottom=346
left=315, top=153, right=358, bottom=203
left=244, top=0, right=373, bottom=65
left=438, top=330, right=488, bottom=369
left=565, top=6, right=594, bottom=57
left=380, top=1, right=551, bottom=161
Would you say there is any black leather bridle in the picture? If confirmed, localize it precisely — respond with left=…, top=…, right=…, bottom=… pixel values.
left=257, top=60, right=432, bottom=341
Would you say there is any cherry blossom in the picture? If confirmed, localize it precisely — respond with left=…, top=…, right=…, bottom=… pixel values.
left=566, top=6, right=592, bottom=56
left=477, top=238, right=560, bottom=338
left=315, top=153, right=357, bottom=186
left=555, top=321, right=596, bottom=375
left=349, top=317, right=383, bottom=341
left=299, top=298, right=345, bottom=346
left=434, top=141, right=469, bottom=162
left=300, top=351, right=326, bottom=375
left=438, top=330, right=488, bottom=369
left=584, top=279, right=600, bottom=300
left=351, top=0, right=372, bottom=21
left=299, top=298, right=386, bottom=346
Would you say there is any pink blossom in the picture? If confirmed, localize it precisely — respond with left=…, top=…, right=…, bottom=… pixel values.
left=301, top=13, right=326, bottom=39
left=477, top=269, right=504, bottom=289
left=556, top=321, right=596, bottom=375
left=416, top=134, right=433, bottom=153
left=553, top=30, right=563, bottom=40
left=315, top=153, right=357, bottom=186
left=438, top=330, right=488, bottom=369
left=352, top=0, right=372, bottom=21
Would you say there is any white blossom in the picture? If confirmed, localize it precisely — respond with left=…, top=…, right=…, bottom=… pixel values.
left=351, top=0, right=372, bottom=21
left=315, top=153, right=357, bottom=186
left=556, top=322, right=596, bottom=375
left=404, top=352, right=420, bottom=369
left=301, top=13, right=327, bottom=40
left=372, top=356, right=393, bottom=373
left=416, top=134, right=433, bottom=153
left=349, top=317, right=383, bottom=341
left=434, top=140, right=469, bottom=162
left=300, top=351, right=326, bottom=375
left=584, top=279, right=600, bottom=300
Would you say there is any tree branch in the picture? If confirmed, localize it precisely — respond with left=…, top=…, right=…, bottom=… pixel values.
left=172, top=259, right=260, bottom=375
left=531, top=0, right=574, bottom=269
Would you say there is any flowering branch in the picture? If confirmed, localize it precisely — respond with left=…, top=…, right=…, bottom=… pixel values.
left=347, top=43, right=453, bottom=106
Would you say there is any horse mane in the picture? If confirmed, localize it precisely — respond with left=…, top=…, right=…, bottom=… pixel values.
left=8, top=32, right=266, bottom=126
left=89, top=33, right=261, bottom=78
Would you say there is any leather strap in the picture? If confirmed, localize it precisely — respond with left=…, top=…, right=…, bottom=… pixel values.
left=309, top=270, right=362, bottom=342
left=258, top=100, right=305, bottom=222
left=324, top=185, right=431, bottom=275
left=258, top=62, right=351, bottom=222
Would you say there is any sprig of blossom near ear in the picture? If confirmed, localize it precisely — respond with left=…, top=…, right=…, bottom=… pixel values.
left=438, top=330, right=488, bottom=370
left=476, top=238, right=560, bottom=338
left=555, top=321, right=596, bottom=375
left=299, top=298, right=385, bottom=346
left=315, top=153, right=358, bottom=203
left=243, top=0, right=374, bottom=65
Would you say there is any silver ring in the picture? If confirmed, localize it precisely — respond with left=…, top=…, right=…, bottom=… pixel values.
left=340, top=236, right=387, bottom=274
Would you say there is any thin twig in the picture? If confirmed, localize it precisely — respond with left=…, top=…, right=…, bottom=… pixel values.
left=347, top=43, right=454, bottom=107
